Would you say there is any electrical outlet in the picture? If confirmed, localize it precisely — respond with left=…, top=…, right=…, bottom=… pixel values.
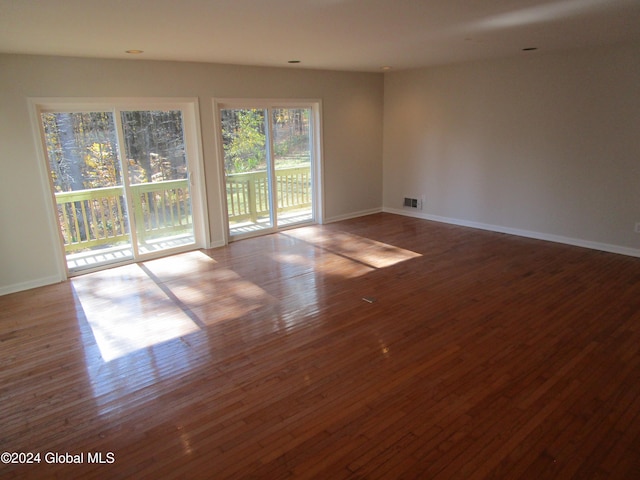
left=635, top=223, right=640, bottom=233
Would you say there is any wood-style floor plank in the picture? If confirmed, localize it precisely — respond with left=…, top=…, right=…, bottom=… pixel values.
left=1, top=213, right=640, bottom=478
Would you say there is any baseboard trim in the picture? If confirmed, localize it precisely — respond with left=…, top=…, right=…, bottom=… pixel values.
left=0, top=275, right=65, bottom=296
left=324, top=207, right=383, bottom=225
left=383, top=207, right=640, bottom=258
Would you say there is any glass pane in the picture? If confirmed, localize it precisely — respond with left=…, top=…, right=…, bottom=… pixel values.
left=41, top=111, right=133, bottom=271
left=220, top=108, right=273, bottom=235
left=120, top=110, right=195, bottom=254
left=272, top=108, right=313, bottom=226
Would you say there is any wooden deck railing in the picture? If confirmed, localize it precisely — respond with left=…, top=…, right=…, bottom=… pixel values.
left=55, top=179, right=192, bottom=253
left=226, top=165, right=311, bottom=223
left=131, top=179, right=192, bottom=240
left=55, top=166, right=312, bottom=253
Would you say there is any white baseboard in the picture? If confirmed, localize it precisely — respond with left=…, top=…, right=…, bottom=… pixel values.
left=384, top=207, right=640, bottom=258
left=324, top=207, right=383, bottom=225
left=0, top=275, right=64, bottom=297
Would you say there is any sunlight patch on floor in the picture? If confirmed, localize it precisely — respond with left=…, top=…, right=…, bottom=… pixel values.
left=141, top=250, right=219, bottom=279
left=284, top=227, right=422, bottom=270
left=72, top=265, right=200, bottom=362
left=144, top=251, right=277, bottom=326
left=169, top=270, right=277, bottom=326
left=70, top=229, right=419, bottom=363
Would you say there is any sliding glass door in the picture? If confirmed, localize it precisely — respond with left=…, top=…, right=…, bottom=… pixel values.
left=37, top=100, right=204, bottom=274
left=219, top=103, right=318, bottom=238
left=221, top=108, right=273, bottom=234
left=120, top=110, right=194, bottom=255
left=41, top=110, right=135, bottom=271
left=272, top=108, right=313, bottom=227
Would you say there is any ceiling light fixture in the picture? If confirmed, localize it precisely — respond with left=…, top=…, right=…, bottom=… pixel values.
left=381, top=66, right=392, bottom=71
left=126, top=49, right=144, bottom=55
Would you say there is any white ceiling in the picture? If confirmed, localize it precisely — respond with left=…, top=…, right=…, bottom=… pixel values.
left=1, top=0, right=639, bottom=72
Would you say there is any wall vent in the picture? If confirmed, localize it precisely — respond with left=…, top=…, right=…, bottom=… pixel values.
left=403, top=197, right=418, bottom=208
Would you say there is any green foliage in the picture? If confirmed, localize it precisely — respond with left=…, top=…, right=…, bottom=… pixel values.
left=221, top=108, right=313, bottom=174
left=42, top=111, right=120, bottom=191
left=42, top=110, right=187, bottom=192
left=83, top=142, right=119, bottom=189
left=222, top=109, right=266, bottom=173
left=274, top=134, right=309, bottom=158
left=272, top=108, right=310, bottom=163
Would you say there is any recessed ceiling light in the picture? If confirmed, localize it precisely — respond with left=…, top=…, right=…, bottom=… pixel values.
left=126, top=49, right=144, bottom=55
left=381, top=66, right=392, bottom=71
left=288, top=60, right=301, bottom=64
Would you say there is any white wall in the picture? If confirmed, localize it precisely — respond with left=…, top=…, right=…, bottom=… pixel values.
left=4, top=42, right=639, bottom=294
left=0, top=54, right=383, bottom=294
left=383, top=42, right=640, bottom=255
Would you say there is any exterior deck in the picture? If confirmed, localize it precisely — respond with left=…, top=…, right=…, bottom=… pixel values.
left=56, top=166, right=313, bottom=271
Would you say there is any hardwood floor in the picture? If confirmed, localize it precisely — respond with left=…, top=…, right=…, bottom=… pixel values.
left=1, top=213, right=640, bottom=479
